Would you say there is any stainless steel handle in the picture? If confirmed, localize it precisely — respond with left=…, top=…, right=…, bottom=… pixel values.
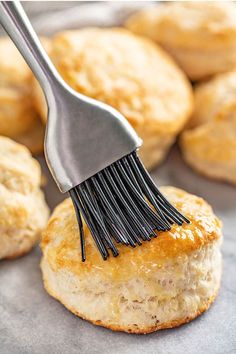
left=0, top=0, right=65, bottom=99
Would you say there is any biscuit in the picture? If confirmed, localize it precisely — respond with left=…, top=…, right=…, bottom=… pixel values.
left=180, top=70, right=236, bottom=185
left=126, top=2, right=236, bottom=80
left=32, top=28, right=193, bottom=169
left=0, top=136, right=49, bottom=260
left=0, top=37, right=44, bottom=154
left=41, top=186, right=222, bottom=334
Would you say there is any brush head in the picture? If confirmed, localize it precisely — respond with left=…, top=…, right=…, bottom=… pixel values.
left=44, top=83, right=189, bottom=261
left=70, top=151, right=190, bottom=261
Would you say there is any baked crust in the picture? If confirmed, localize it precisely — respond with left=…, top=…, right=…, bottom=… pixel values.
left=180, top=70, right=236, bottom=185
left=41, top=186, right=222, bottom=280
left=0, top=136, right=49, bottom=260
left=41, top=273, right=220, bottom=334
left=41, top=187, right=222, bottom=333
left=0, top=37, right=45, bottom=154
left=126, top=2, right=236, bottom=80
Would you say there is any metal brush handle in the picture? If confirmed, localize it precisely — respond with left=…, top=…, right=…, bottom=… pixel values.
left=0, top=0, right=142, bottom=193
left=0, top=0, right=67, bottom=102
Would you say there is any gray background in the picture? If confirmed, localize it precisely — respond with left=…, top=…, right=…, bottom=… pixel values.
left=0, top=2, right=236, bottom=354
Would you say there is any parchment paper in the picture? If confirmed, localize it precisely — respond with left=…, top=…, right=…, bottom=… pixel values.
left=0, top=3, right=236, bottom=354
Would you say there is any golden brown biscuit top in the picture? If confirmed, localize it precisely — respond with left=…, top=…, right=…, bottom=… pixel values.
left=41, top=186, right=222, bottom=282
left=126, top=2, right=236, bottom=49
left=0, top=136, right=41, bottom=194
left=48, top=28, right=192, bottom=133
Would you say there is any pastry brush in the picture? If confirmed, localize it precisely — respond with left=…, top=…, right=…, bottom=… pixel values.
left=0, top=1, right=189, bottom=261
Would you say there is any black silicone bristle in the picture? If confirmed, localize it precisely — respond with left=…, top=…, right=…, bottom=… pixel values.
left=70, top=151, right=190, bottom=261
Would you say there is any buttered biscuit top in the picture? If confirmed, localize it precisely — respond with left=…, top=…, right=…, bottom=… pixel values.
left=42, top=187, right=221, bottom=278
left=41, top=186, right=222, bottom=333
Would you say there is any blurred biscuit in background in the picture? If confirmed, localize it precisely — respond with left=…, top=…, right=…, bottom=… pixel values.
left=0, top=136, right=49, bottom=260
left=32, top=28, right=193, bottom=170
left=0, top=37, right=45, bottom=154
left=41, top=186, right=222, bottom=333
left=126, top=2, right=236, bottom=81
left=180, top=70, right=236, bottom=185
